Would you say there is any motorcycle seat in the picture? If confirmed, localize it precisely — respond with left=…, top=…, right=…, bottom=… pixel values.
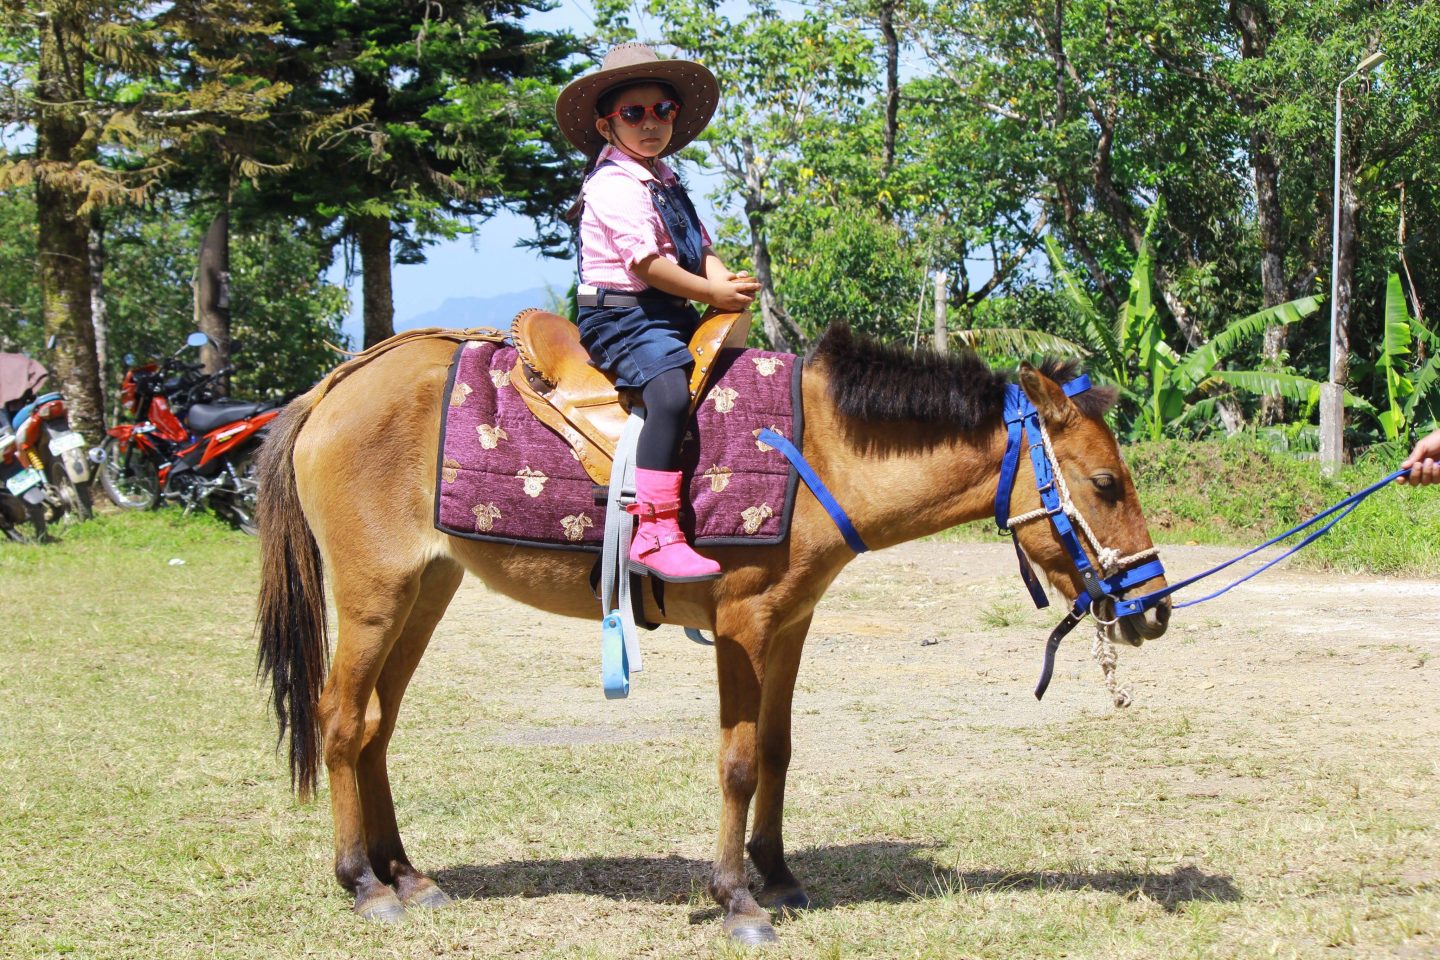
left=187, top=401, right=266, bottom=435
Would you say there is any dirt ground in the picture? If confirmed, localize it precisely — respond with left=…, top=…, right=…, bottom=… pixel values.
left=395, top=540, right=1439, bottom=957
left=426, top=540, right=1440, bottom=761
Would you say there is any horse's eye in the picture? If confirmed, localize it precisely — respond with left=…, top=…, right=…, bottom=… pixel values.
left=1091, top=473, right=1118, bottom=493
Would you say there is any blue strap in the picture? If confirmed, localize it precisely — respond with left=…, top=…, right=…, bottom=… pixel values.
left=1011, top=533, right=1050, bottom=609
left=995, top=378, right=1092, bottom=531
left=757, top=428, right=869, bottom=554
left=996, top=379, right=1104, bottom=609
left=1114, top=468, right=1408, bottom=618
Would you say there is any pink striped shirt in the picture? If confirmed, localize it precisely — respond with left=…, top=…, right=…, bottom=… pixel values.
left=579, top=145, right=712, bottom=292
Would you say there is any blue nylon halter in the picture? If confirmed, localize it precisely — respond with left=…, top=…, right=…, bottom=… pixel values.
left=996, top=378, right=1167, bottom=614
left=996, top=379, right=1167, bottom=699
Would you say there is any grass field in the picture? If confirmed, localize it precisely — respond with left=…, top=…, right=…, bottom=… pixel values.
left=2, top=508, right=1437, bottom=959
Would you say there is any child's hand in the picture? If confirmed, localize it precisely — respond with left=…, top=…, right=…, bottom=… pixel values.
left=707, top=273, right=761, bottom=312
left=1399, top=428, right=1440, bottom=484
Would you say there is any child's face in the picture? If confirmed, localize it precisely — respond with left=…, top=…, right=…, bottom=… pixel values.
left=595, top=82, right=675, bottom=162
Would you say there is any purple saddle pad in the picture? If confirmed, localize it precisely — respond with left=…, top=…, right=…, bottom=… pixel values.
left=435, top=340, right=802, bottom=552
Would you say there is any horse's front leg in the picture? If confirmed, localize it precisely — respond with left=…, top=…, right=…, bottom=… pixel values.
left=709, top=612, right=776, bottom=945
left=747, top=613, right=813, bottom=912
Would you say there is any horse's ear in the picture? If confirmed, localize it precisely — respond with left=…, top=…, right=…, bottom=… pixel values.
left=1018, top=363, right=1073, bottom=426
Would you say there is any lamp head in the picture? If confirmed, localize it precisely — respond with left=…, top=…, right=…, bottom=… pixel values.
left=1357, top=50, right=1386, bottom=72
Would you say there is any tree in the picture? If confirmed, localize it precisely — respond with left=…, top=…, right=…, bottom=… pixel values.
left=267, top=0, right=581, bottom=347
left=0, top=0, right=289, bottom=431
left=1049, top=218, right=1337, bottom=441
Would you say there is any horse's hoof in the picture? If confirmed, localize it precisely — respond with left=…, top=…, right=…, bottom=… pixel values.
left=759, top=886, right=810, bottom=913
left=726, top=922, right=779, bottom=946
left=355, top=888, right=407, bottom=922
left=401, top=883, right=452, bottom=910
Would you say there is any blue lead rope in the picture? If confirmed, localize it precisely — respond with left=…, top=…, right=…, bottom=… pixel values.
left=1113, top=467, right=1411, bottom=618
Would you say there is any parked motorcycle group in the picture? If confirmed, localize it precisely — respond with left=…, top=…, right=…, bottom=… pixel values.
left=0, top=332, right=279, bottom=542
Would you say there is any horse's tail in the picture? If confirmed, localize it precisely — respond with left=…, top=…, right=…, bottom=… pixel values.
left=255, top=391, right=328, bottom=800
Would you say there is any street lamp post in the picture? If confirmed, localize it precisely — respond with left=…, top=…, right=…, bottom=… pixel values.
left=1320, top=50, right=1385, bottom=475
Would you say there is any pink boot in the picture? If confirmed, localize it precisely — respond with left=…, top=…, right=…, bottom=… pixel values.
left=627, top=468, right=722, bottom=582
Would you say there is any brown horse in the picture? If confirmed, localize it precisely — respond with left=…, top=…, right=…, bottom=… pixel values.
left=255, top=323, right=1170, bottom=945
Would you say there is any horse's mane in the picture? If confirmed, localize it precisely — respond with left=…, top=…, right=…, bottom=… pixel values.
left=806, top=324, right=1115, bottom=426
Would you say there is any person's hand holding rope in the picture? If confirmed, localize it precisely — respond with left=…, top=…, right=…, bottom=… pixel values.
left=1399, top=428, right=1440, bottom=484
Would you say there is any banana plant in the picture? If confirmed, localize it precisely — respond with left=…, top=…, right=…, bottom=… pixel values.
left=1373, top=270, right=1440, bottom=442
left=1377, top=272, right=1415, bottom=441
left=1047, top=204, right=1340, bottom=440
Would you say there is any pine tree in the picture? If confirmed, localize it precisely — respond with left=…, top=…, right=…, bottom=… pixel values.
left=267, top=0, right=582, bottom=347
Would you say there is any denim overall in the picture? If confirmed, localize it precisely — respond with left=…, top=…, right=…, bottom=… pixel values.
left=577, top=159, right=707, bottom=389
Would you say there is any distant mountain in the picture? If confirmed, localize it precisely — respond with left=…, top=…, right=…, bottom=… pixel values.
left=339, top=286, right=560, bottom=345
left=402, top=287, right=560, bottom=329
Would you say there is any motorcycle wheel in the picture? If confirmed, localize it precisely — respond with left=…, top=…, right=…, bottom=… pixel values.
left=48, top=461, right=94, bottom=522
left=1, top=506, right=34, bottom=542
left=226, top=454, right=260, bottom=536
left=98, top=435, right=159, bottom=510
left=7, top=500, right=48, bottom=543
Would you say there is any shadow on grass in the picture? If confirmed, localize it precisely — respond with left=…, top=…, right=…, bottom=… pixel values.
left=432, top=841, right=1240, bottom=915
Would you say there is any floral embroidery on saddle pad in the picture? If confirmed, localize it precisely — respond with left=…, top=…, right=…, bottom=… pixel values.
left=435, top=341, right=802, bottom=552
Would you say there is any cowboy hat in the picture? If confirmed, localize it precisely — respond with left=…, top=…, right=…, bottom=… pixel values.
left=555, top=43, right=719, bottom=159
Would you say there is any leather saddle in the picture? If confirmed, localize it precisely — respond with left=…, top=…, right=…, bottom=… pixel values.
left=509, top=307, right=751, bottom=484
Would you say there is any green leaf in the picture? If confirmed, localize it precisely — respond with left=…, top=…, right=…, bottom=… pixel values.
left=952, top=327, right=1090, bottom=360
left=1046, top=234, right=1122, bottom=382
left=1382, top=273, right=1414, bottom=363
left=1175, top=295, right=1321, bottom=386
left=1211, top=370, right=1373, bottom=411
left=1403, top=352, right=1440, bottom=419
left=1379, top=273, right=1416, bottom=439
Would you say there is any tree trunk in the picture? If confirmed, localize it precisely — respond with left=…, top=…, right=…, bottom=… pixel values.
left=356, top=215, right=395, bottom=348
left=196, top=207, right=231, bottom=394
left=1253, top=144, right=1289, bottom=424
left=88, top=214, right=108, bottom=410
left=880, top=0, right=899, bottom=174
left=1231, top=1, right=1289, bottom=425
left=36, top=11, right=104, bottom=441
left=932, top=270, right=948, bottom=353
left=743, top=198, right=802, bottom=353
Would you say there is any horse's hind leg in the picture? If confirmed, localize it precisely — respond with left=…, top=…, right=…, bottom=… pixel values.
left=356, top=557, right=464, bottom=910
left=318, top=560, right=423, bottom=921
left=747, top=613, right=813, bottom=912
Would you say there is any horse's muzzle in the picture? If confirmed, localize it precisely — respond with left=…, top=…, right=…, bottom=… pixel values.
left=1118, top=596, right=1170, bottom=646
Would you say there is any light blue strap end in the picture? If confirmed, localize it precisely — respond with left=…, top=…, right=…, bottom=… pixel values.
left=601, top=612, right=630, bottom=699
left=684, top=627, right=713, bottom=646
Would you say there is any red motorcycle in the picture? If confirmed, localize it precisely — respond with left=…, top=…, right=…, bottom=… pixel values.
left=98, top=332, right=278, bottom=534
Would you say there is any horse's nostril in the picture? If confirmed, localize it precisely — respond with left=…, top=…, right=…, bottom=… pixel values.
left=1138, top=599, right=1170, bottom=638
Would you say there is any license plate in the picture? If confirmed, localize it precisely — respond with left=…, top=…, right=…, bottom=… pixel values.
left=5, top=468, right=43, bottom=496
left=49, top=431, right=86, bottom=456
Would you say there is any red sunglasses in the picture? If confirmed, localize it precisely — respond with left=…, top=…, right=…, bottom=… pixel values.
left=601, top=99, right=682, bottom=127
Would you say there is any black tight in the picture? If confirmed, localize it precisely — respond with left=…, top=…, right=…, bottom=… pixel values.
left=636, top=367, right=690, bottom=471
